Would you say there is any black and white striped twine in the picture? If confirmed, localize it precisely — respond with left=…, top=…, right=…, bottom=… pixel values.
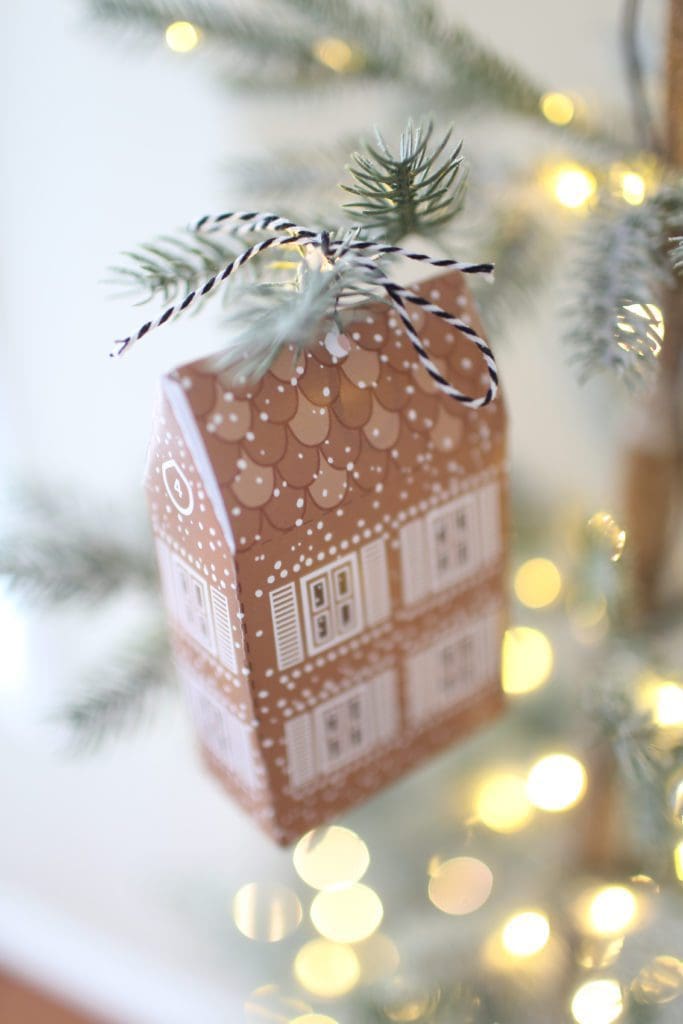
left=112, top=210, right=498, bottom=408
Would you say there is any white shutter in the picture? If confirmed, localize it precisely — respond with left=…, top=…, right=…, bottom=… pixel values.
left=155, top=539, right=177, bottom=619
left=211, top=586, right=238, bottom=674
left=285, top=713, right=316, bottom=788
left=477, top=480, right=502, bottom=566
left=369, top=669, right=399, bottom=743
left=270, top=583, right=304, bottom=670
left=361, top=539, right=391, bottom=624
left=224, top=713, right=257, bottom=789
left=406, top=648, right=434, bottom=726
left=400, top=520, right=431, bottom=605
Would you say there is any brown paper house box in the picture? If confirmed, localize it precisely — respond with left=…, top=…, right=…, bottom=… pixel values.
left=145, top=268, right=508, bottom=844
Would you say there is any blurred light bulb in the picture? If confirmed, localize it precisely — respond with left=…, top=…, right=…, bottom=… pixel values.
left=547, top=163, right=597, bottom=210
left=514, top=557, right=562, bottom=608
left=674, top=840, right=683, bottom=881
left=428, top=856, right=493, bottom=915
left=619, top=170, right=646, bottom=205
left=165, top=21, right=201, bottom=52
left=312, top=37, right=355, bottom=72
left=587, top=512, right=627, bottom=562
left=632, top=955, right=683, bottom=1006
left=501, top=910, right=550, bottom=958
left=293, top=826, right=369, bottom=891
left=294, top=940, right=360, bottom=998
left=526, top=753, right=587, bottom=812
left=617, top=303, right=664, bottom=356
left=291, top=1016, right=340, bottom=1024
left=502, top=626, right=554, bottom=695
left=584, top=885, right=639, bottom=937
left=571, top=978, right=623, bottom=1024
left=651, top=681, right=683, bottom=727
left=232, top=882, right=302, bottom=942
left=540, top=92, right=575, bottom=125
left=474, top=771, right=534, bottom=833
left=310, top=883, right=383, bottom=943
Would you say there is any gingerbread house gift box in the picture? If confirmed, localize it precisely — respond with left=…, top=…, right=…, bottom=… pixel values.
left=145, top=267, right=508, bottom=844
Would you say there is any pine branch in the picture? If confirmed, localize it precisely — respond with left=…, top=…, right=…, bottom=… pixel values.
left=565, top=186, right=683, bottom=384
left=343, top=121, right=467, bottom=242
left=89, top=0, right=320, bottom=75
left=110, top=231, right=244, bottom=306
left=0, top=487, right=157, bottom=605
left=62, top=623, right=172, bottom=750
left=208, top=252, right=382, bottom=379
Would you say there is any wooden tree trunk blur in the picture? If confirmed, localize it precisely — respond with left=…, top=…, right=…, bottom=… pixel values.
left=623, top=0, right=683, bottom=620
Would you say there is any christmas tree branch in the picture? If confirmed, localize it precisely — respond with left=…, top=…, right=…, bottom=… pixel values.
left=343, top=122, right=467, bottom=242
left=566, top=186, right=683, bottom=384
left=62, top=622, right=172, bottom=750
left=0, top=488, right=157, bottom=605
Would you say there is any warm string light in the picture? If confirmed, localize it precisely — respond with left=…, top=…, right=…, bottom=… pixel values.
left=526, top=753, right=587, bottom=812
left=232, top=882, right=302, bottom=942
left=575, top=884, right=640, bottom=938
left=587, top=511, right=626, bottom=562
left=674, top=840, right=683, bottom=881
left=164, top=20, right=201, bottom=52
left=293, top=826, right=370, bottom=890
left=540, top=92, right=576, bottom=126
left=312, top=37, right=357, bottom=72
left=500, top=910, right=551, bottom=958
left=514, top=557, right=562, bottom=608
left=571, top=978, right=624, bottom=1024
left=631, top=955, right=683, bottom=1006
left=473, top=770, right=534, bottom=832
left=616, top=303, right=665, bottom=356
left=545, top=162, right=597, bottom=210
left=294, top=939, right=360, bottom=997
left=309, top=882, right=383, bottom=943
left=428, top=856, right=493, bottom=915
left=637, top=677, right=683, bottom=729
left=502, top=626, right=554, bottom=695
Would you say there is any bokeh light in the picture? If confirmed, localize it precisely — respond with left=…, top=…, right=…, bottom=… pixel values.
left=502, top=627, right=554, bottom=696
left=618, top=169, right=646, bottom=205
left=164, top=20, right=201, bottom=52
left=644, top=679, right=683, bottom=728
left=353, top=933, right=400, bottom=983
left=587, top=512, right=627, bottom=562
left=428, top=856, right=493, bottom=915
left=312, top=37, right=355, bottom=72
left=674, top=840, right=683, bottom=881
left=294, top=939, right=360, bottom=998
left=617, top=303, right=665, bottom=355
left=232, top=882, right=302, bottom=942
left=291, top=1016, right=339, bottom=1024
left=547, top=163, right=597, bottom=210
left=540, top=92, right=575, bottom=126
left=310, top=883, right=383, bottom=943
left=380, top=978, right=441, bottom=1022
left=501, top=910, right=550, bottom=958
left=571, top=979, right=623, bottom=1024
left=526, top=753, right=587, bottom=812
left=244, top=984, right=310, bottom=1024
left=514, top=557, right=562, bottom=608
left=580, top=885, right=639, bottom=938
left=293, top=826, right=370, bottom=891
left=474, top=771, right=534, bottom=833
left=632, top=955, right=683, bottom=1005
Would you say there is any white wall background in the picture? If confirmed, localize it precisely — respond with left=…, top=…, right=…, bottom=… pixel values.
left=0, top=2, right=666, bottom=1022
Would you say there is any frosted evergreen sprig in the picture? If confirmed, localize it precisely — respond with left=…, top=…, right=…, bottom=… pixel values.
left=566, top=186, right=683, bottom=384
left=343, top=122, right=467, bottom=243
left=62, top=623, right=172, bottom=750
left=109, top=231, right=244, bottom=306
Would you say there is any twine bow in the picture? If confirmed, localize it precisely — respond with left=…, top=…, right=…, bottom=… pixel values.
left=112, top=210, right=499, bottom=409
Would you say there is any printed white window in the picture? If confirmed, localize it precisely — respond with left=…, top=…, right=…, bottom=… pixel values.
left=172, top=556, right=216, bottom=654
left=179, top=665, right=258, bottom=790
left=406, top=620, right=485, bottom=726
left=427, top=494, right=480, bottom=590
left=285, top=671, right=399, bottom=789
left=315, top=686, right=371, bottom=773
left=300, top=554, right=363, bottom=655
